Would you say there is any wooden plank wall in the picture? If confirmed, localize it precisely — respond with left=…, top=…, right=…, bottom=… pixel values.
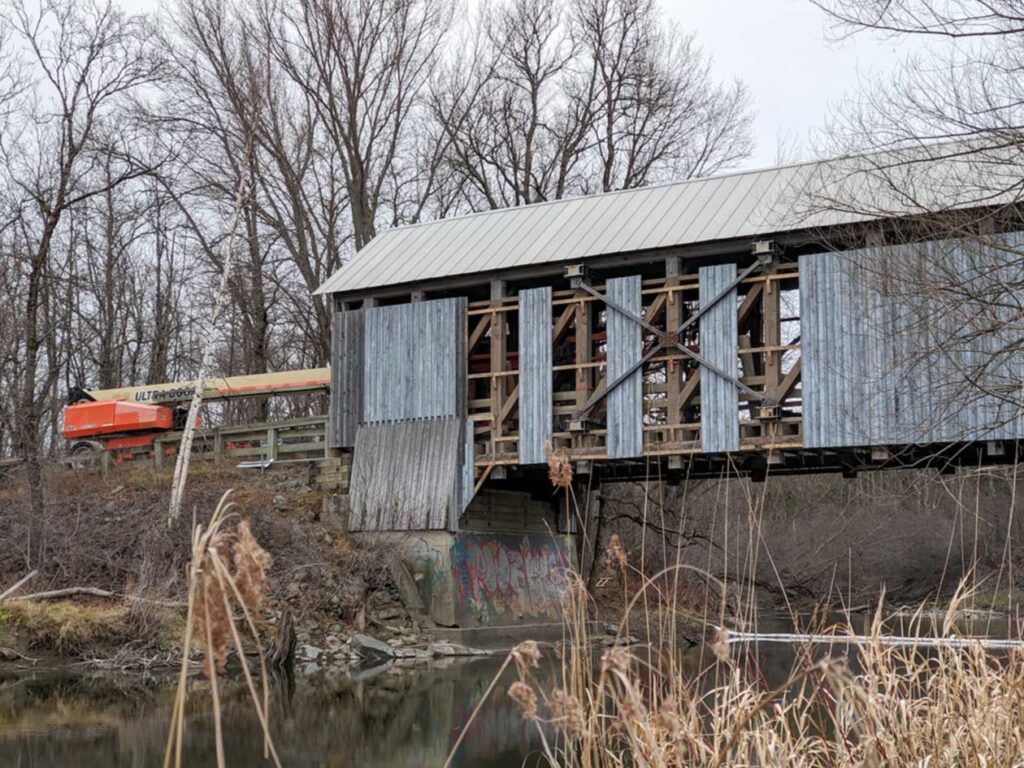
left=348, top=417, right=462, bottom=531
left=329, top=309, right=365, bottom=448
left=801, top=237, right=1024, bottom=448
left=699, top=264, right=739, bottom=453
left=606, top=275, right=644, bottom=458
left=518, top=286, right=552, bottom=464
left=362, top=298, right=467, bottom=423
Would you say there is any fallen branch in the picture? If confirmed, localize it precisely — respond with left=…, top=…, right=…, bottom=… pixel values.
left=0, top=570, right=38, bottom=600
left=2, top=586, right=187, bottom=607
left=0, top=646, right=38, bottom=663
left=6, top=586, right=114, bottom=602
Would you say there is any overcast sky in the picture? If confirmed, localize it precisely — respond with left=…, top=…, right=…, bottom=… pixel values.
left=670, top=0, right=918, bottom=168
left=121, top=0, right=919, bottom=171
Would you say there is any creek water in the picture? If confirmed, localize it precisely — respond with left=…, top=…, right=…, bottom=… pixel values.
left=0, top=611, right=1016, bottom=767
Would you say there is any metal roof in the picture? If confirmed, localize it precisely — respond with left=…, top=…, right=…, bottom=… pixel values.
left=316, top=148, right=1021, bottom=295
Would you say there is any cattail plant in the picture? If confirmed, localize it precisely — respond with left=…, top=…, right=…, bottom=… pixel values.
left=163, top=490, right=281, bottom=768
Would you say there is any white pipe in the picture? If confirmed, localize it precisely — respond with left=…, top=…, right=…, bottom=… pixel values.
left=721, top=628, right=1024, bottom=650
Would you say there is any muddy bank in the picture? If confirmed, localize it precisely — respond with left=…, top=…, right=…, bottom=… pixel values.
left=0, top=463, right=441, bottom=670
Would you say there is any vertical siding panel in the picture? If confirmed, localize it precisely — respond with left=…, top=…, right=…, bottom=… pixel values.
left=347, top=298, right=469, bottom=532
left=799, top=253, right=819, bottom=447
left=801, top=237, right=1024, bottom=449
left=518, top=287, right=553, bottom=464
left=606, top=275, right=644, bottom=458
left=362, top=298, right=467, bottom=423
left=349, top=418, right=463, bottom=531
left=699, top=264, right=739, bottom=453
left=329, top=309, right=365, bottom=448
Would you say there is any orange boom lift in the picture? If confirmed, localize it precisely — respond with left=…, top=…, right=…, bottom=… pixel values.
left=62, top=369, right=331, bottom=463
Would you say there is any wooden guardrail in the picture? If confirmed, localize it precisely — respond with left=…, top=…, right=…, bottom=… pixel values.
left=146, top=415, right=350, bottom=492
left=153, top=416, right=331, bottom=468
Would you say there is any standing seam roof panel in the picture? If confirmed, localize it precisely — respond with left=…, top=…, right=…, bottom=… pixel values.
left=317, top=150, right=1020, bottom=295
left=656, top=177, right=726, bottom=249
left=342, top=225, right=419, bottom=290
left=539, top=196, right=614, bottom=264
left=514, top=201, right=585, bottom=267
left=393, top=214, right=480, bottom=284
left=570, top=191, right=660, bottom=261
left=643, top=181, right=708, bottom=246
left=481, top=202, right=548, bottom=268
left=526, top=197, right=597, bottom=266
left=685, top=175, right=746, bottom=244
left=694, top=171, right=764, bottom=242
left=431, top=202, right=528, bottom=279
left=596, top=185, right=675, bottom=256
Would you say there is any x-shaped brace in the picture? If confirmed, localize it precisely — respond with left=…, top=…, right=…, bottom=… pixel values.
left=571, top=260, right=776, bottom=422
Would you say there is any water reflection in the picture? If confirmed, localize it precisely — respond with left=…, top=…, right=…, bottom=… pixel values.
left=0, top=657, right=548, bottom=768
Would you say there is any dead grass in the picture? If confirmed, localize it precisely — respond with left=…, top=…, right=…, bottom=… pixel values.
left=481, top=572, right=1024, bottom=767
left=1, top=599, right=178, bottom=656
left=164, top=489, right=280, bottom=768
left=0, top=461, right=324, bottom=605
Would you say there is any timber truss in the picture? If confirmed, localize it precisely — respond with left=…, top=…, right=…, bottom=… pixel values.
left=464, top=249, right=805, bottom=474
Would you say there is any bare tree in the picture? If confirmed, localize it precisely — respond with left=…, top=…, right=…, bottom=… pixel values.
left=0, top=0, right=161, bottom=565
left=154, top=0, right=348, bottom=365
left=268, top=0, right=454, bottom=251
left=575, top=0, right=751, bottom=190
left=430, top=0, right=752, bottom=211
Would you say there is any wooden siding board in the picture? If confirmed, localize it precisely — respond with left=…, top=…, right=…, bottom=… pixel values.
left=361, top=298, right=467, bottom=424
left=699, top=264, right=740, bottom=453
left=348, top=417, right=462, bottom=531
left=606, top=275, right=644, bottom=459
left=329, top=309, right=364, bottom=448
left=518, top=287, right=553, bottom=464
left=801, top=236, right=1024, bottom=448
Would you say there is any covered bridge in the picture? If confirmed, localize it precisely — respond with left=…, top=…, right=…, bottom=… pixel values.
left=317, top=152, right=1024, bottom=535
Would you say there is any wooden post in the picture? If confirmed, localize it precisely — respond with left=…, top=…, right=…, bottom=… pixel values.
left=154, top=438, right=164, bottom=469
left=574, top=285, right=592, bottom=449
left=490, top=279, right=507, bottom=452
left=213, top=430, right=224, bottom=465
left=665, top=257, right=683, bottom=440
left=266, top=427, right=278, bottom=461
left=763, top=266, right=781, bottom=403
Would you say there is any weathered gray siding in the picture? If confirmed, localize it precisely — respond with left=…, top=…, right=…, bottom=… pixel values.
left=460, top=417, right=476, bottom=528
left=801, top=235, right=1024, bottom=448
left=518, top=287, right=552, bottom=464
left=699, top=264, right=739, bottom=453
left=606, top=275, right=644, bottom=459
left=329, top=309, right=364, bottom=448
left=362, top=298, right=466, bottom=424
left=349, top=417, right=463, bottom=531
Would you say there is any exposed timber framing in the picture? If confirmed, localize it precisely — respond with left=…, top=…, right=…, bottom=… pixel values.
left=460, top=256, right=803, bottom=468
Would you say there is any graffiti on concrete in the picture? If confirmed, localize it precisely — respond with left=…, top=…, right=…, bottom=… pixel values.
left=453, top=533, right=570, bottom=625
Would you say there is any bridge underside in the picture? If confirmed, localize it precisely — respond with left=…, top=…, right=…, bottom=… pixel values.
left=485, top=440, right=1024, bottom=492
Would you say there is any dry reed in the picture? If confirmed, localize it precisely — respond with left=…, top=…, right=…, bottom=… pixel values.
left=163, top=490, right=281, bottom=768
left=448, top=477, right=1024, bottom=768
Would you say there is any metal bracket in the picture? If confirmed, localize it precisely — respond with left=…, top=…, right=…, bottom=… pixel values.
left=564, top=263, right=589, bottom=288
left=752, top=240, right=775, bottom=266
